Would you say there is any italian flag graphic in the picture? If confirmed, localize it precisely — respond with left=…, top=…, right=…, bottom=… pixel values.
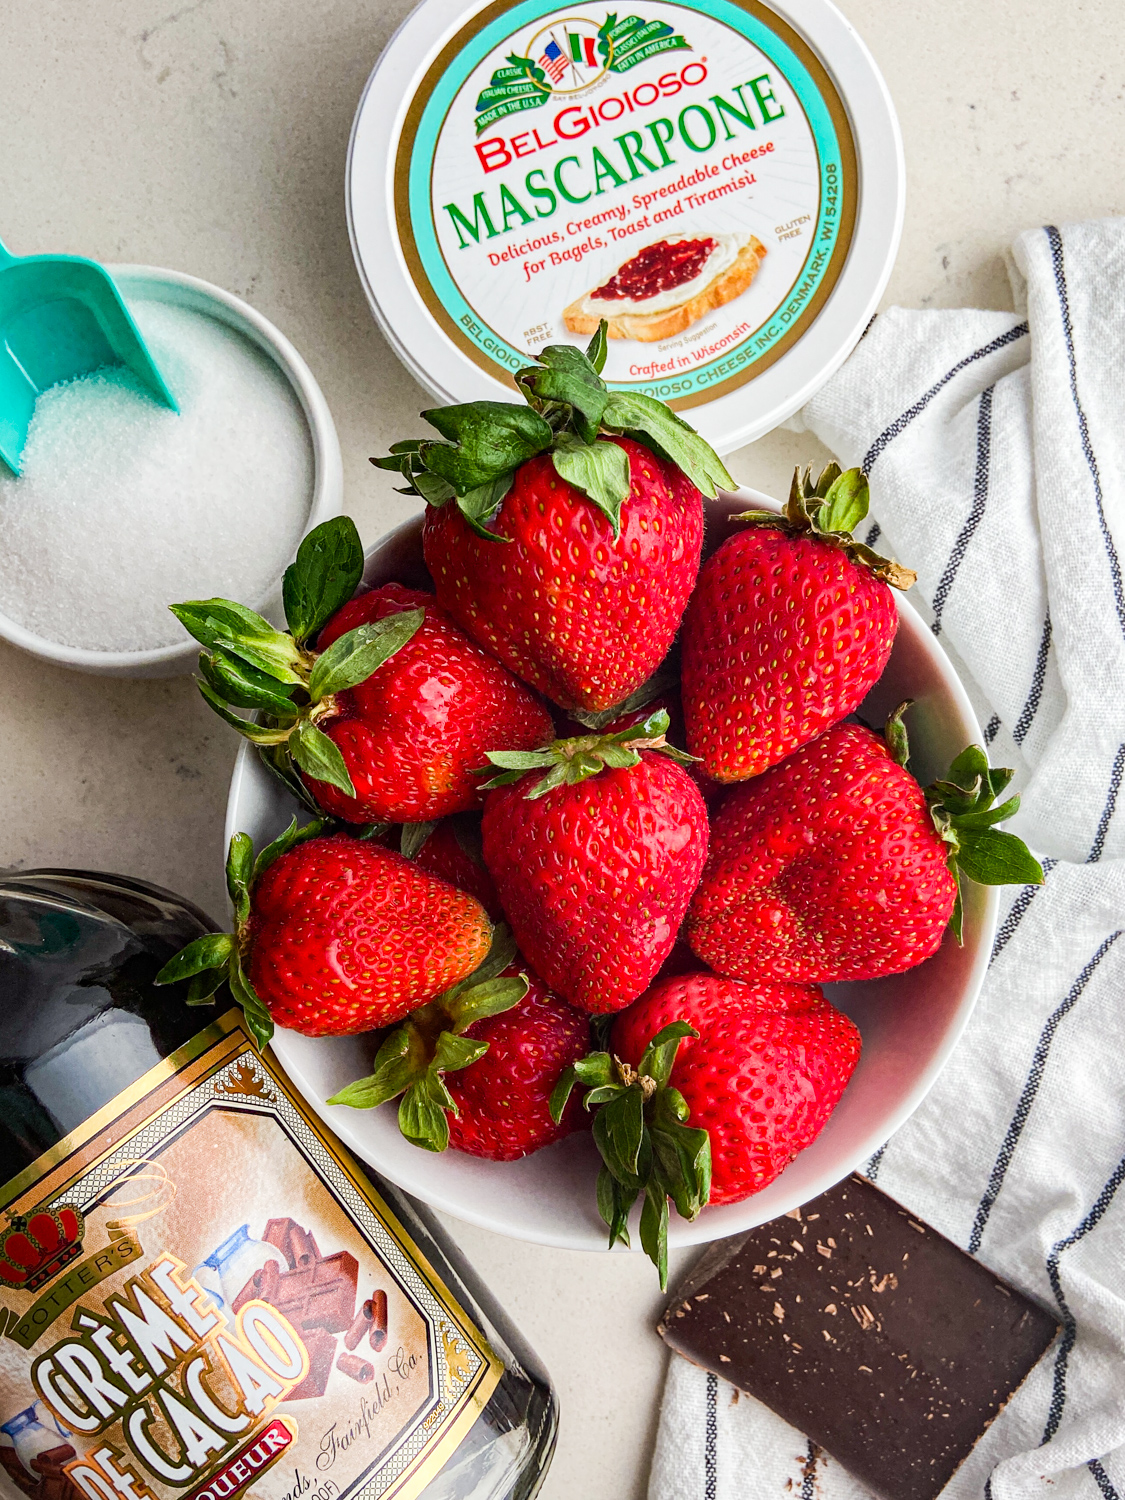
left=569, top=31, right=598, bottom=66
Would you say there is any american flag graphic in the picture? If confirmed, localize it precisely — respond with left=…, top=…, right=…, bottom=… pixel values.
left=538, top=38, right=567, bottom=83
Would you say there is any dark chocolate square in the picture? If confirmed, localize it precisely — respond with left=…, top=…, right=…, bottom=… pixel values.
left=658, top=1175, right=1058, bottom=1500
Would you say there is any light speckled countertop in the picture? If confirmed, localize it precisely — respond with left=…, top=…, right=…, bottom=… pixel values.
left=3, top=2, right=1123, bottom=1494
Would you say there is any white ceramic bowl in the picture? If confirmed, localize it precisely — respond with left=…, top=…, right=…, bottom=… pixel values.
left=226, top=489, right=997, bottom=1250
left=0, top=266, right=344, bottom=678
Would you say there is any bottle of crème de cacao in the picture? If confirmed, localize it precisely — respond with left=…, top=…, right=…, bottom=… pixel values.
left=0, top=871, right=556, bottom=1500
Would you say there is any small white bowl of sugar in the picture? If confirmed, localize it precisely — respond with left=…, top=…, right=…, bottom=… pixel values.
left=0, top=266, right=343, bottom=676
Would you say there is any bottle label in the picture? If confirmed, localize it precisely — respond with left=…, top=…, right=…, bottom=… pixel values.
left=0, top=1012, right=502, bottom=1500
left=393, top=0, right=857, bottom=405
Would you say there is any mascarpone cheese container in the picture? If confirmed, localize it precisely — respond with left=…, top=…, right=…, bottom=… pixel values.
left=348, top=0, right=904, bottom=453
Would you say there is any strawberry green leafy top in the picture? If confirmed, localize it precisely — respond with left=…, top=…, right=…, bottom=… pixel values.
left=169, top=516, right=417, bottom=802
left=327, top=924, right=529, bottom=1152
left=481, top=708, right=695, bottom=799
left=550, top=1023, right=711, bottom=1290
left=887, top=703, right=1044, bottom=940
left=373, top=321, right=734, bottom=540
left=736, top=462, right=918, bottom=590
left=153, top=817, right=328, bottom=1050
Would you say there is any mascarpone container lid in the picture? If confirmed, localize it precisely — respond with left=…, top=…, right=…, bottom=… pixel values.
left=347, top=0, right=904, bottom=454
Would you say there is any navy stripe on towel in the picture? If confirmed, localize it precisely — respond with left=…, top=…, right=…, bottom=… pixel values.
left=969, top=931, right=1122, bottom=1254
left=1087, top=743, right=1125, bottom=863
left=704, top=1371, right=718, bottom=1500
left=865, top=1143, right=888, bottom=1181
left=990, top=858, right=1057, bottom=965
left=1042, top=1151, right=1125, bottom=1444
left=931, top=385, right=994, bottom=636
left=1089, top=1459, right=1121, bottom=1500
left=864, top=522, right=882, bottom=549
left=861, top=322, right=1029, bottom=473
left=800, top=1441, right=818, bottom=1500
left=1013, top=613, right=1053, bottom=747
left=1045, top=225, right=1125, bottom=640
left=984, top=714, right=1002, bottom=745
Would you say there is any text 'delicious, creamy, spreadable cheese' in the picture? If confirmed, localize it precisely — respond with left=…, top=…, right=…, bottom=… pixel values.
left=349, top=0, right=904, bottom=452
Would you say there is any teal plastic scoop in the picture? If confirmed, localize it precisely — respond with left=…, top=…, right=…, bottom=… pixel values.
left=0, top=236, right=177, bottom=475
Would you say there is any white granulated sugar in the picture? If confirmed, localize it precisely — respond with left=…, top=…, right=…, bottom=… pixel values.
left=0, top=298, right=314, bottom=651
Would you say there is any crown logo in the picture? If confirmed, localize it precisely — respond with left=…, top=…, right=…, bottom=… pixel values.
left=0, top=1205, right=85, bottom=1291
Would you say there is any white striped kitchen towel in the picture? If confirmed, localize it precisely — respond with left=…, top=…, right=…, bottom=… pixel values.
left=648, top=218, right=1125, bottom=1500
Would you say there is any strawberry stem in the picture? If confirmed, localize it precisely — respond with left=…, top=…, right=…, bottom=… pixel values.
left=326, top=925, right=529, bottom=1150
left=883, top=706, right=1044, bottom=942
left=481, top=708, right=695, bottom=800
left=884, top=700, right=913, bottom=767
left=372, top=321, right=734, bottom=542
left=733, top=464, right=917, bottom=590
left=154, top=818, right=328, bottom=1050
left=550, top=1021, right=711, bottom=1289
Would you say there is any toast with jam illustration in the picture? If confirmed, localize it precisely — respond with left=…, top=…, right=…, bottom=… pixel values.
left=563, top=233, right=767, bottom=342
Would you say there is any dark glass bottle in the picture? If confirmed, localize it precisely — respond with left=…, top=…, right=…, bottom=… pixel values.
left=0, top=869, right=556, bottom=1500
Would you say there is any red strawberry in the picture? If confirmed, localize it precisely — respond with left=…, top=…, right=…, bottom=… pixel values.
left=308, top=584, right=552, bottom=824
left=445, top=964, right=590, bottom=1160
left=157, top=824, right=493, bottom=1044
left=654, top=939, right=701, bottom=980
left=326, top=929, right=585, bottom=1157
left=480, top=711, right=708, bottom=1014
left=611, top=972, right=861, bottom=1206
left=172, top=518, right=552, bottom=826
left=249, top=835, right=490, bottom=1034
left=407, top=817, right=503, bottom=921
left=681, top=465, right=917, bottom=782
left=423, top=439, right=703, bottom=711
left=375, top=325, right=731, bottom=713
left=686, top=711, right=1043, bottom=983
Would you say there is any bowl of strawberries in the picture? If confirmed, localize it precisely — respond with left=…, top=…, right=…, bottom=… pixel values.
left=164, top=325, right=1041, bottom=1279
